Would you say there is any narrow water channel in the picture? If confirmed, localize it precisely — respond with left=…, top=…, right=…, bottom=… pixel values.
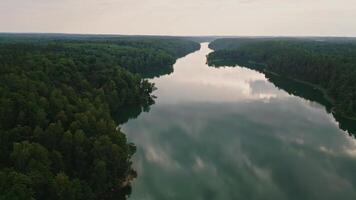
left=122, top=43, right=356, bottom=200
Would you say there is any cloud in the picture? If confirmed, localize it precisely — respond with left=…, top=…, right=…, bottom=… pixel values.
left=1, top=0, right=355, bottom=36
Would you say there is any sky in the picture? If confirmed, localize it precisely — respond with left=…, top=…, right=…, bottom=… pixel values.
left=1, top=0, right=356, bottom=36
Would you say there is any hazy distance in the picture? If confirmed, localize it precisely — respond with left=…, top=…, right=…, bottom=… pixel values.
left=1, top=0, right=356, bottom=36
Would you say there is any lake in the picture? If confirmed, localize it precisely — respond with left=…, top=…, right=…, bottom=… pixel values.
left=122, top=43, right=356, bottom=200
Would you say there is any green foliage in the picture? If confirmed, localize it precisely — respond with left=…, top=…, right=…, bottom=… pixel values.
left=0, top=35, right=200, bottom=199
left=208, top=38, right=356, bottom=118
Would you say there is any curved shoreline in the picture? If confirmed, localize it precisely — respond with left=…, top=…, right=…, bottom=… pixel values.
left=208, top=58, right=356, bottom=122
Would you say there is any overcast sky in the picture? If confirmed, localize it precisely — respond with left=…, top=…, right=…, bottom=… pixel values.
left=1, top=0, right=355, bottom=36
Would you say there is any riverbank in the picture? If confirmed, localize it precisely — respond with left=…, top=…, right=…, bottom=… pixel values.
left=208, top=58, right=356, bottom=121
left=123, top=43, right=356, bottom=199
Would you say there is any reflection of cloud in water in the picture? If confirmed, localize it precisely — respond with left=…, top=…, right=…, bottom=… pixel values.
left=249, top=79, right=288, bottom=100
left=123, top=99, right=356, bottom=199
left=151, top=45, right=289, bottom=104
left=249, top=80, right=280, bottom=94
left=122, top=43, right=356, bottom=200
left=145, top=145, right=181, bottom=169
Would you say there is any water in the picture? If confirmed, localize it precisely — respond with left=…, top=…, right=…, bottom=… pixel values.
left=122, top=43, right=356, bottom=200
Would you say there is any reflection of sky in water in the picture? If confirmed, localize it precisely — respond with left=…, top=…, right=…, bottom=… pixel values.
left=150, top=43, right=287, bottom=104
left=122, top=43, right=356, bottom=200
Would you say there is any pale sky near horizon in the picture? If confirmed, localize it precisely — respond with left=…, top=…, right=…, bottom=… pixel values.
left=1, top=0, right=356, bottom=36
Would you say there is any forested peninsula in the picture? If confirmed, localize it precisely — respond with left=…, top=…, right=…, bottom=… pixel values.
left=208, top=38, right=356, bottom=119
left=0, top=34, right=200, bottom=200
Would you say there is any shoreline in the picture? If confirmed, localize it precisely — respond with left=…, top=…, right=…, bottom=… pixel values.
left=260, top=68, right=356, bottom=121
left=208, top=58, right=356, bottom=121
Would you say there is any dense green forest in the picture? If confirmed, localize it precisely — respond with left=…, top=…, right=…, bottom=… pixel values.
left=209, top=37, right=356, bottom=50
left=208, top=38, right=356, bottom=118
left=0, top=34, right=200, bottom=78
left=0, top=35, right=200, bottom=200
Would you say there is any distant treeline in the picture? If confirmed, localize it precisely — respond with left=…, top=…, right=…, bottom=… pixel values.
left=209, top=37, right=356, bottom=50
left=0, top=35, right=200, bottom=200
left=0, top=35, right=200, bottom=77
left=208, top=38, right=356, bottom=118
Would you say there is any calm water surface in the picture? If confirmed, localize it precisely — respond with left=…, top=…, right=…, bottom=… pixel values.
left=122, top=43, right=356, bottom=200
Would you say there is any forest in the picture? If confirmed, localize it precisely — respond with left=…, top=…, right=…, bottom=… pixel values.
left=208, top=38, right=356, bottom=118
left=0, top=34, right=200, bottom=200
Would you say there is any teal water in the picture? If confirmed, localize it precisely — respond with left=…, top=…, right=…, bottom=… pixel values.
left=122, top=43, right=356, bottom=200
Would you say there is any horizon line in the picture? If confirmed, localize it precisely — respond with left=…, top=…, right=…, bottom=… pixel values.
left=1, top=32, right=356, bottom=38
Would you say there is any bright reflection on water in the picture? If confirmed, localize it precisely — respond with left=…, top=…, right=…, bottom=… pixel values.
left=122, top=43, right=356, bottom=200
